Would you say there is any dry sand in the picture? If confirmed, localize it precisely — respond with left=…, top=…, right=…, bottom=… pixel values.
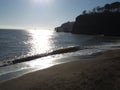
left=0, top=50, right=120, bottom=90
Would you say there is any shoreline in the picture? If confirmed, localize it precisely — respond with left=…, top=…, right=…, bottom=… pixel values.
left=0, top=46, right=81, bottom=67
left=0, top=48, right=104, bottom=83
left=0, top=49, right=120, bottom=90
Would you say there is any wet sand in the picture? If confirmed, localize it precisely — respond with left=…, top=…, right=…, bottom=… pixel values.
left=0, top=50, right=120, bottom=90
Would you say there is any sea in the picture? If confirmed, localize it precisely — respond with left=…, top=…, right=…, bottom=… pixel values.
left=0, top=29, right=120, bottom=82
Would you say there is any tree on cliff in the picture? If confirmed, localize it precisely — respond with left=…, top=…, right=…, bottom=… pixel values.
left=83, top=2, right=120, bottom=14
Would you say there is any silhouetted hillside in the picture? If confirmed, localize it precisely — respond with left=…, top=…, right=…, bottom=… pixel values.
left=55, top=22, right=74, bottom=32
left=72, top=12, right=120, bottom=36
left=55, top=2, right=120, bottom=36
left=72, top=2, right=120, bottom=36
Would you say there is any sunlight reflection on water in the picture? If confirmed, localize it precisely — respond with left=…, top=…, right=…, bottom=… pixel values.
left=27, top=30, right=54, bottom=55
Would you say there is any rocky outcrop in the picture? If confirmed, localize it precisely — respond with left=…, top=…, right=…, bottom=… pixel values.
left=55, top=22, right=74, bottom=33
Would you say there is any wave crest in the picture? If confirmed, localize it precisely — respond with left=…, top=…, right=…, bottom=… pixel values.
left=0, top=46, right=81, bottom=67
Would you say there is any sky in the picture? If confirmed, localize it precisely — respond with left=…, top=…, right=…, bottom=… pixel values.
left=0, top=0, right=119, bottom=30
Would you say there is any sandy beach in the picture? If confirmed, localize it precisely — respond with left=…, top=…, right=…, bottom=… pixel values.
left=0, top=49, right=120, bottom=90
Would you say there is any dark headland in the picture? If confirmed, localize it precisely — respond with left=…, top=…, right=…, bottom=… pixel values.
left=55, top=2, right=120, bottom=36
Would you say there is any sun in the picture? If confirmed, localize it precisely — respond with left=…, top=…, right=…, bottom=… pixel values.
left=33, top=0, right=54, bottom=5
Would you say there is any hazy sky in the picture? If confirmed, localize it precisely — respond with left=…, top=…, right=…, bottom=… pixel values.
left=0, top=0, right=119, bottom=29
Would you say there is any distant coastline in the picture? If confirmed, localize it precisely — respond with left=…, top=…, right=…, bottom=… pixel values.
left=55, top=22, right=74, bottom=33
left=0, top=28, right=25, bottom=31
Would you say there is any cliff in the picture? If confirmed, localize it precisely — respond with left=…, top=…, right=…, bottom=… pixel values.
left=72, top=12, right=120, bottom=36
left=55, top=22, right=74, bottom=33
left=72, top=2, right=120, bottom=36
left=55, top=2, right=120, bottom=36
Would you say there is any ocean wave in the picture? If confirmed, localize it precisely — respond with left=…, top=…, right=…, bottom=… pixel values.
left=0, top=46, right=82, bottom=67
left=1, top=41, right=120, bottom=68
